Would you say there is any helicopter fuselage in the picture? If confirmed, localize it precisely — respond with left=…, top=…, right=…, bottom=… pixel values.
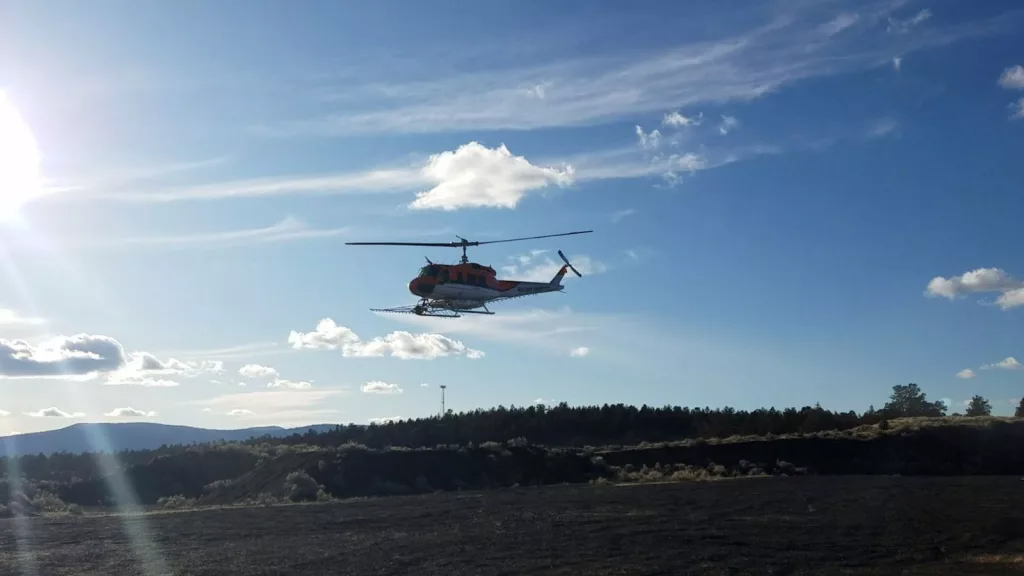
left=408, top=262, right=566, bottom=310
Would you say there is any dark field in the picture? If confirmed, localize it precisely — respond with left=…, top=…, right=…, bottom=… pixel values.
left=2, top=476, right=1023, bottom=575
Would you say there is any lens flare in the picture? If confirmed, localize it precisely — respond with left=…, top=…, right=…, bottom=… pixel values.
left=0, top=92, right=43, bottom=219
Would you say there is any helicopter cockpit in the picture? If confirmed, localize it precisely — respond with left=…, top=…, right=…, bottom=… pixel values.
left=418, top=265, right=440, bottom=278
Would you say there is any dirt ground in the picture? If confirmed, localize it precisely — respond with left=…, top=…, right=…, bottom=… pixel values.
left=1, top=476, right=1022, bottom=575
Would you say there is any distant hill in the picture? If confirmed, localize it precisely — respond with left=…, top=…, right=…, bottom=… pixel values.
left=0, top=422, right=339, bottom=457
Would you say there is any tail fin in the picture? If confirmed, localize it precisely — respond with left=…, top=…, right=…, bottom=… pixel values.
left=550, top=265, right=569, bottom=286
left=550, top=250, right=582, bottom=286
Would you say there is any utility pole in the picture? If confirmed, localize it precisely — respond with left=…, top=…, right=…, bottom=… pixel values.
left=439, top=385, right=447, bottom=418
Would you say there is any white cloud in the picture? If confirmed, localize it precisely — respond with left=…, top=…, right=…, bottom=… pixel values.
left=238, top=364, right=279, bottom=379
left=409, top=142, right=574, bottom=210
left=289, top=318, right=484, bottom=359
left=820, top=12, right=860, bottom=36
left=105, top=407, right=156, bottom=418
left=663, top=111, right=702, bottom=127
left=344, top=331, right=485, bottom=360
left=226, top=409, right=255, bottom=417
left=103, top=351, right=222, bottom=386
left=925, top=268, right=1024, bottom=309
left=533, top=397, right=557, bottom=405
left=369, top=416, right=402, bottom=424
left=420, top=383, right=430, bottom=387
left=0, top=334, right=127, bottom=378
left=501, top=251, right=607, bottom=283
left=122, top=353, right=223, bottom=377
left=997, top=287, right=1024, bottom=308
left=267, top=378, right=313, bottom=390
left=288, top=318, right=359, bottom=349
left=570, top=346, right=590, bottom=358
left=272, top=4, right=994, bottom=135
left=887, top=9, right=932, bottom=34
left=1009, top=98, right=1024, bottom=121
left=85, top=217, right=350, bottom=250
left=892, top=56, right=902, bottom=71
left=362, top=381, right=403, bottom=395
left=998, top=65, right=1024, bottom=90
left=0, top=409, right=9, bottom=416
left=956, top=368, right=975, bottom=379
left=635, top=125, right=661, bottom=150
left=26, top=407, right=84, bottom=418
left=718, top=115, right=739, bottom=135
left=982, top=357, right=1022, bottom=371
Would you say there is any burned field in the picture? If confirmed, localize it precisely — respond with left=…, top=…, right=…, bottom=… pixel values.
left=2, top=476, right=1023, bottom=575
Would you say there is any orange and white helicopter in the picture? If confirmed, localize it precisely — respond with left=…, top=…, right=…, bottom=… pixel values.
left=346, top=230, right=592, bottom=317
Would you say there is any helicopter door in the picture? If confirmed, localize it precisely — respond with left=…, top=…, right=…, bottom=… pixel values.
left=439, top=268, right=450, bottom=283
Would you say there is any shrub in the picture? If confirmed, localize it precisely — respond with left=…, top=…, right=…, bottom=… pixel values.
left=285, top=471, right=321, bottom=502
left=255, top=492, right=278, bottom=507
left=156, top=495, right=194, bottom=510
left=506, top=437, right=529, bottom=448
left=67, top=504, right=83, bottom=516
left=31, top=492, right=68, bottom=513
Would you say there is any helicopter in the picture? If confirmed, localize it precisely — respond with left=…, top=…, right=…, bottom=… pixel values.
left=345, top=230, right=593, bottom=318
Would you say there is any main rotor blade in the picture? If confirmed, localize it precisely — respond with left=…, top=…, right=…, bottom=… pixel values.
left=474, top=230, right=593, bottom=246
left=345, top=241, right=459, bottom=248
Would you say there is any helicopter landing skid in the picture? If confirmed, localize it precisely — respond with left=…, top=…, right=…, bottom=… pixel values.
left=370, top=299, right=494, bottom=318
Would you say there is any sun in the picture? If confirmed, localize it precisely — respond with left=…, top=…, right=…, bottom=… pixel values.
left=0, top=91, right=42, bottom=219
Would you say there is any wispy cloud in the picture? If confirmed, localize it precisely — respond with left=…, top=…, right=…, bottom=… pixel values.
left=718, top=115, right=739, bottom=136
left=190, top=389, right=344, bottom=424
left=153, top=341, right=284, bottom=362
left=260, top=4, right=1007, bottom=135
left=82, top=217, right=351, bottom=250
left=72, top=166, right=423, bottom=204
left=42, top=157, right=228, bottom=199
left=819, top=12, right=861, bottom=36
left=955, top=368, right=975, bottom=379
left=610, top=208, right=637, bottom=224
left=866, top=117, right=899, bottom=139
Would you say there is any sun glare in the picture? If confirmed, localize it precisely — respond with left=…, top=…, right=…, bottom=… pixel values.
left=0, top=91, right=42, bottom=219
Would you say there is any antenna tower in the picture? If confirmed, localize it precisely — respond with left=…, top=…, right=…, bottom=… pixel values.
left=440, top=385, right=447, bottom=418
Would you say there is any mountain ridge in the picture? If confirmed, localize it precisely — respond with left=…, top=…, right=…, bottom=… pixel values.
left=0, top=422, right=340, bottom=457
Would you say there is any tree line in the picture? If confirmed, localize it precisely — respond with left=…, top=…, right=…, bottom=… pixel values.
left=0, top=383, right=1020, bottom=486
left=275, top=383, right=1020, bottom=450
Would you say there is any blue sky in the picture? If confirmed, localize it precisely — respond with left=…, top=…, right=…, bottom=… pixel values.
left=0, top=0, right=1022, bottom=434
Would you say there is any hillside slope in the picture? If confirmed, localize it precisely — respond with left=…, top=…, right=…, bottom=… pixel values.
left=0, top=422, right=338, bottom=457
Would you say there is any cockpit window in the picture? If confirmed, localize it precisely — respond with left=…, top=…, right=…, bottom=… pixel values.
left=419, top=265, right=439, bottom=278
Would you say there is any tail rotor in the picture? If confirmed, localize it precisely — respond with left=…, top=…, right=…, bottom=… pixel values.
left=558, top=250, right=582, bottom=277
